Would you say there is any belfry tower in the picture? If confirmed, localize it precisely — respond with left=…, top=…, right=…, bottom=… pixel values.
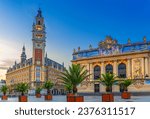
left=32, top=8, right=46, bottom=86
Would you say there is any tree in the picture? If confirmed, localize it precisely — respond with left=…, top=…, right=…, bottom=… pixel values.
left=43, top=80, right=54, bottom=94
left=64, top=83, right=73, bottom=93
left=36, top=87, right=42, bottom=94
left=59, top=64, right=90, bottom=95
left=100, top=73, right=118, bottom=93
left=0, top=85, right=8, bottom=95
left=122, top=79, right=133, bottom=92
left=15, top=83, right=29, bottom=96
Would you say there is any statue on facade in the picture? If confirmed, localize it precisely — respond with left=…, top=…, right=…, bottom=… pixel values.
left=143, top=36, right=146, bottom=43
left=89, top=44, right=92, bottom=50
left=128, top=38, right=131, bottom=44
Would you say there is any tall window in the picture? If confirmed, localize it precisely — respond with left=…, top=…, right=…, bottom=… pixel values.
left=94, top=65, right=101, bottom=80
left=118, top=63, right=126, bottom=78
left=36, top=66, right=41, bottom=82
left=106, top=64, right=113, bottom=74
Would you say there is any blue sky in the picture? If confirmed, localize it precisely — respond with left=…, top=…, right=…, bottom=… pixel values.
left=0, top=0, right=150, bottom=79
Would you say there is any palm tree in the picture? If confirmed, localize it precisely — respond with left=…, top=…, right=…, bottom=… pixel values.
left=100, top=73, right=118, bottom=93
left=64, top=83, right=73, bottom=93
left=0, top=85, right=8, bottom=95
left=122, top=79, right=133, bottom=92
left=36, top=87, right=42, bottom=94
left=59, top=64, right=90, bottom=95
left=15, top=83, right=29, bottom=96
left=43, top=80, right=54, bottom=94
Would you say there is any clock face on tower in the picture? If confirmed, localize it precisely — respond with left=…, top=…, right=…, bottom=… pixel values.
left=36, top=43, right=42, bottom=49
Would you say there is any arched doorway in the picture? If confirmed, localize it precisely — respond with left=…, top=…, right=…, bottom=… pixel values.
left=105, top=64, right=113, bottom=74
left=118, top=63, right=126, bottom=78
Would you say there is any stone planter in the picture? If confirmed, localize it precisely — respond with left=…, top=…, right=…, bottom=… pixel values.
left=2, top=95, right=8, bottom=100
left=19, top=96, right=28, bottom=102
left=102, top=93, right=114, bottom=102
left=67, top=93, right=74, bottom=97
left=67, top=96, right=84, bottom=102
left=36, top=93, right=41, bottom=98
left=45, top=94, right=52, bottom=100
left=121, top=92, right=131, bottom=99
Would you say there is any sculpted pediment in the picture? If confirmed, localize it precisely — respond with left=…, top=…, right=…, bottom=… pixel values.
left=98, top=36, right=121, bottom=55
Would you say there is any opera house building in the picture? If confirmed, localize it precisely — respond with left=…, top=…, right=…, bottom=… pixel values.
left=72, top=36, right=150, bottom=93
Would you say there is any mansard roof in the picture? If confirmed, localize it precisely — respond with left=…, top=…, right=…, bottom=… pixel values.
left=7, top=57, right=64, bottom=73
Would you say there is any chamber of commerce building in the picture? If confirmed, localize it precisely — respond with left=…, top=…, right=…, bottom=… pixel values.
left=72, top=36, right=150, bottom=93
left=6, top=9, right=65, bottom=94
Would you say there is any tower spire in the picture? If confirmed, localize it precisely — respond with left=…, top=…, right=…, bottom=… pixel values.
left=46, top=52, right=47, bottom=58
left=37, top=8, right=42, bottom=17
left=32, top=8, right=46, bottom=66
left=21, top=45, right=26, bottom=63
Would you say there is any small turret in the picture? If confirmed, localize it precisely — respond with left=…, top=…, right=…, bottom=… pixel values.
left=21, top=45, right=26, bottom=63
left=143, top=36, right=146, bottom=43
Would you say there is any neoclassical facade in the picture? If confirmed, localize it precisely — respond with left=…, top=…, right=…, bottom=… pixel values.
left=6, top=9, right=65, bottom=94
left=72, top=36, right=150, bottom=93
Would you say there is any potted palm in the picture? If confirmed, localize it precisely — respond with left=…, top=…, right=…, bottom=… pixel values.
left=43, top=80, right=54, bottom=100
left=16, top=83, right=29, bottom=102
left=121, top=79, right=133, bottom=99
left=65, top=83, right=73, bottom=95
left=35, top=87, right=42, bottom=98
left=0, top=85, right=8, bottom=100
left=100, top=73, right=117, bottom=102
left=64, top=83, right=74, bottom=102
left=59, top=64, right=90, bottom=102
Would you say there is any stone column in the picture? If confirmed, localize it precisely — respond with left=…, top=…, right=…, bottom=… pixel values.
left=89, top=63, right=93, bottom=81
left=145, top=57, right=149, bottom=76
left=113, top=60, right=118, bottom=76
left=127, top=58, right=131, bottom=78
left=101, top=62, right=105, bottom=75
left=141, top=58, right=145, bottom=78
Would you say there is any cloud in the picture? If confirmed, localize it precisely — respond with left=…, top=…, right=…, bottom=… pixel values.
left=0, top=59, right=16, bottom=70
left=0, top=66, right=8, bottom=70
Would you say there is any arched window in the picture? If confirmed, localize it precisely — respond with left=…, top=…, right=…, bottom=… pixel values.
left=106, top=64, right=113, bottom=74
left=94, top=65, right=101, bottom=80
left=118, top=63, right=126, bottom=78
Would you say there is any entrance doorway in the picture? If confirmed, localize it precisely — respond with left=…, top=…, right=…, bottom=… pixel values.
left=94, top=84, right=100, bottom=93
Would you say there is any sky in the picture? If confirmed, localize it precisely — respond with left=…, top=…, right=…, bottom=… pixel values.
left=1, top=0, right=150, bottom=79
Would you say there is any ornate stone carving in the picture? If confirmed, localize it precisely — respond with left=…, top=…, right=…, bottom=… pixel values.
left=132, top=58, right=143, bottom=78
left=133, top=79, right=144, bottom=89
left=143, top=36, right=146, bottom=43
left=98, top=36, right=121, bottom=55
left=73, top=48, right=76, bottom=53
left=128, top=38, right=131, bottom=44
